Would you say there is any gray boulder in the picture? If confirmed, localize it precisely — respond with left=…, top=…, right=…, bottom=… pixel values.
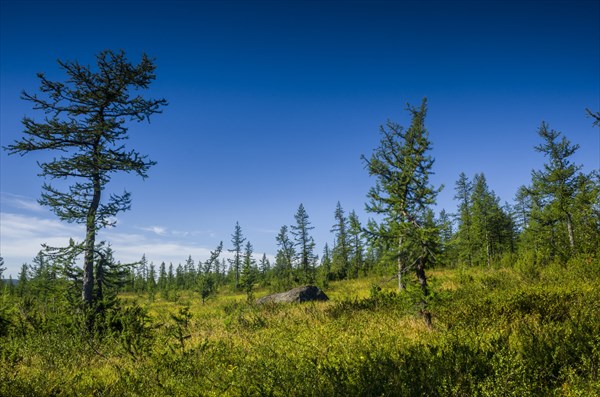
left=256, top=285, right=329, bottom=304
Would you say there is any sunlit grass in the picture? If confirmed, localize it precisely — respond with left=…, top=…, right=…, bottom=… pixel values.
left=2, top=261, right=599, bottom=396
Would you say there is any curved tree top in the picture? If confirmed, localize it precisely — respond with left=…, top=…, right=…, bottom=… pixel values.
left=5, top=50, right=167, bottom=225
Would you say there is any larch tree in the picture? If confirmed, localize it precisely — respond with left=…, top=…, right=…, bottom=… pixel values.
left=259, top=253, right=271, bottom=286
left=319, top=243, right=332, bottom=287
left=275, top=225, right=295, bottom=289
left=362, top=98, right=441, bottom=326
left=330, top=201, right=350, bottom=279
left=523, top=121, right=600, bottom=260
left=348, top=210, right=365, bottom=278
left=291, top=203, right=317, bottom=284
left=5, top=50, right=167, bottom=307
left=470, top=173, right=514, bottom=266
left=17, top=264, right=29, bottom=297
left=198, top=242, right=222, bottom=304
left=531, top=123, right=580, bottom=252
left=437, top=209, right=455, bottom=265
left=454, top=172, right=474, bottom=265
left=240, top=241, right=257, bottom=301
left=0, top=256, right=5, bottom=281
left=228, top=222, right=246, bottom=290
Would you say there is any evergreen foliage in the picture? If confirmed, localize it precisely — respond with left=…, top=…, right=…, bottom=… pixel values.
left=362, top=99, right=441, bottom=299
left=331, top=202, right=351, bottom=280
left=228, top=222, right=246, bottom=290
left=5, top=50, right=167, bottom=307
left=274, top=225, right=295, bottom=290
left=291, top=203, right=317, bottom=284
left=0, top=256, right=5, bottom=282
left=240, top=241, right=257, bottom=301
left=519, top=122, right=600, bottom=262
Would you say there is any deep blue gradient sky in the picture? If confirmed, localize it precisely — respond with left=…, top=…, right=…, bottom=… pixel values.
left=1, top=0, right=599, bottom=277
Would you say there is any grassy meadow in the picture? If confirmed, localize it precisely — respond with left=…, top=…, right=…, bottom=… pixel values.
left=1, top=258, right=599, bottom=396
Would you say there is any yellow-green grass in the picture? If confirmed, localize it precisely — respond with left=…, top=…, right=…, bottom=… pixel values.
left=2, top=262, right=599, bottom=396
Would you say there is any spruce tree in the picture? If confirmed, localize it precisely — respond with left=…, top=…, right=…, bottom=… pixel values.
left=4, top=50, right=166, bottom=307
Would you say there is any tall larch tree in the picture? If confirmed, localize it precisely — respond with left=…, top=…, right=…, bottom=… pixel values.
left=275, top=225, right=295, bottom=288
left=228, top=222, right=246, bottom=290
left=331, top=201, right=350, bottom=279
left=319, top=243, right=332, bottom=287
left=240, top=241, right=257, bottom=301
left=362, top=98, right=441, bottom=326
left=4, top=50, right=167, bottom=307
left=348, top=210, right=365, bottom=278
left=291, top=203, right=317, bottom=283
left=531, top=123, right=580, bottom=252
left=470, top=173, right=513, bottom=266
left=0, top=256, right=5, bottom=282
left=454, top=172, right=474, bottom=265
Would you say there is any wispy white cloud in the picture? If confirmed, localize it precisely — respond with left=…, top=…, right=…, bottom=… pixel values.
left=0, top=212, right=82, bottom=240
left=0, top=212, right=262, bottom=276
left=0, top=192, right=45, bottom=213
left=0, top=212, right=82, bottom=276
left=139, top=225, right=168, bottom=236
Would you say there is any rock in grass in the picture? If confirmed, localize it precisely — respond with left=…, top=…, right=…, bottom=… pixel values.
left=256, top=285, right=329, bottom=304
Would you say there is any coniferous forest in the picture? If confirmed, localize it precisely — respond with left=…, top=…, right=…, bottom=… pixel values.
left=1, top=50, right=599, bottom=396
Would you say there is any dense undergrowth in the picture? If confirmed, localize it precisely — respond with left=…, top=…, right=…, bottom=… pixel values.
left=1, top=257, right=599, bottom=396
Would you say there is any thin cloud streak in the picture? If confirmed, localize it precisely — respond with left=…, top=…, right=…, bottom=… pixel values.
left=139, top=226, right=168, bottom=236
left=0, top=192, right=45, bottom=213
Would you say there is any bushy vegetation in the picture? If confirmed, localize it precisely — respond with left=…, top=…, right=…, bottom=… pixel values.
left=1, top=257, right=599, bottom=396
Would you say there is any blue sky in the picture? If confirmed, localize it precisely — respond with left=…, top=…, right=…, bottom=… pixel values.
left=1, top=0, right=599, bottom=277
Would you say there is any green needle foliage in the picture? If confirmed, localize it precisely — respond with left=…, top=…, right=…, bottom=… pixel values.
left=519, top=122, right=600, bottom=262
left=362, top=99, right=441, bottom=306
left=5, top=50, right=167, bottom=308
left=291, top=203, right=317, bottom=284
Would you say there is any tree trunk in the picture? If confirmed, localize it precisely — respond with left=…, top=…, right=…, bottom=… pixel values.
left=415, top=259, right=429, bottom=297
left=415, top=257, right=432, bottom=328
left=566, top=212, right=575, bottom=250
left=82, top=173, right=101, bottom=306
left=397, top=237, right=405, bottom=291
left=485, top=230, right=491, bottom=267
